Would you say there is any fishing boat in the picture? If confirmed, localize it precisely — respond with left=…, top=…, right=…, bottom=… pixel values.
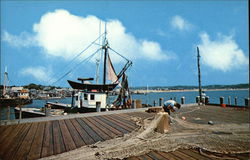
left=67, top=28, right=132, bottom=112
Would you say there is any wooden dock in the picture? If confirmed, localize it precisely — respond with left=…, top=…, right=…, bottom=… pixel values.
left=0, top=111, right=153, bottom=160
left=0, top=105, right=249, bottom=160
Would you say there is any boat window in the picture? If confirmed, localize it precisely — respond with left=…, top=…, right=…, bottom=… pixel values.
left=76, top=96, right=78, bottom=101
left=90, top=94, right=95, bottom=100
left=84, top=93, right=88, bottom=100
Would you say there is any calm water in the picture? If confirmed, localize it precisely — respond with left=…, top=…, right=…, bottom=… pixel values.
left=25, top=89, right=249, bottom=108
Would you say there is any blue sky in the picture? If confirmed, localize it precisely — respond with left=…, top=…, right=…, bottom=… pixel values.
left=1, top=0, right=249, bottom=87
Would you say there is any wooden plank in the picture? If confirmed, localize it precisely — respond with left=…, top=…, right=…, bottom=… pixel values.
left=180, top=149, right=211, bottom=160
left=90, top=116, right=123, bottom=136
left=108, top=114, right=138, bottom=127
left=174, top=150, right=197, bottom=160
left=105, top=114, right=137, bottom=130
left=58, top=120, right=77, bottom=151
left=102, top=115, right=134, bottom=132
left=3, top=123, right=31, bottom=160
left=64, top=119, right=85, bottom=148
left=157, top=151, right=179, bottom=160
left=127, top=156, right=141, bottom=160
left=95, top=116, right=130, bottom=134
left=27, top=122, right=45, bottom=160
left=147, top=151, right=167, bottom=160
left=83, top=117, right=112, bottom=140
left=0, top=125, right=11, bottom=138
left=53, top=120, right=66, bottom=155
left=12, top=122, right=39, bottom=160
left=41, top=121, right=54, bottom=158
left=69, top=118, right=94, bottom=145
left=0, top=124, right=25, bottom=157
left=0, top=124, right=16, bottom=144
left=191, top=149, right=218, bottom=160
left=169, top=151, right=188, bottom=160
left=76, top=118, right=103, bottom=142
left=138, top=154, right=154, bottom=160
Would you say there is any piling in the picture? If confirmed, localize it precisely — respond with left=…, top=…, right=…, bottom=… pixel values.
left=181, top=97, right=185, bottom=104
left=228, top=96, right=231, bottom=105
left=7, top=106, right=10, bottom=120
left=196, top=96, right=200, bottom=104
left=153, top=100, right=156, bottom=107
left=96, top=102, right=101, bottom=112
left=201, top=97, right=205, bottom=105
left=170, top=97, right=173, bottom=100
left=234, top=97, right=237, bottom=106
left=45, top=104, right=51, bottom=116
left=205, top=96, right=209, bottom=105
left=19, top=106, right=22, bottom=120
left=220, top=97, right=224, bottom=105
left=132, top=100, right=136, bottom=109
left=245, top=98, right=250, bottom=107
left=173, top=97, right=176, bottom=101
left=0, top=107, right=2, bottom=120
left=159, top=98, right=163, bottom=106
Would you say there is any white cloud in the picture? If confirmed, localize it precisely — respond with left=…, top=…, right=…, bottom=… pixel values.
left=3, top=9, right=171, bottom=62
left=21, top=66, right=55, bottom=83
left=198, top=32, right=248, bottom=72
left=2, top=31, right=37, bottom=48
left=171, top=15, right=192, bottom=31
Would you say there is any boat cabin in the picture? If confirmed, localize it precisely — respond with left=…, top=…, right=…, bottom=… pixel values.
left=75, top=91, right=107, bottom=110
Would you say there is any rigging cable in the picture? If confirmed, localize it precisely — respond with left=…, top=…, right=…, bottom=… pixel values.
left=48, top=33, right=105, bottom=84
left=51, top=48, right=101, bottom=85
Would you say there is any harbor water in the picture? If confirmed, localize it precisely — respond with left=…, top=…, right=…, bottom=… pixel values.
left=24, top=89, right=249, bottom=108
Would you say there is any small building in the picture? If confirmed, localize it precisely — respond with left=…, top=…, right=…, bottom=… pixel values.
left=18, top=89, right=30, bottom=99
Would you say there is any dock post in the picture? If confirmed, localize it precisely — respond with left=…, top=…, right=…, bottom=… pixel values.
left=153, top=100, right=156, bottom=107
left=201, top=97, right=205, bottom=105
left=19, top=106, right=22, bottom=120
left=245, top=98, right=250, bottom=107
left=228, top=96, right=231, bottom=105
left=45, top=104, right=51, bottom=116
left=96, top=102, right=101, bottom=112
left=132, top=100, right=136, bottom=109
left=7, top=106, right=10, bottom=120
left=220, top=97, right=224, bottom=105
left=205, top=96, right=209, bottom=105
left=234, top=97, right=237, bottom=106
left=170, top=97, right=173, bottom=100
left=0, top=106, right=2, bottom=121
left=181, top=97, right=185, bottom=104
left=159, top=98, right=163, bottom=106
left=196, top=96, right=200, bottom=104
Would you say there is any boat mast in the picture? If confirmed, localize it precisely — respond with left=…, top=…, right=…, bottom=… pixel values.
left=95, top=20, right=102, bottom=84
left=197, top=46, right=202, bottom=105
left=103, top=23, right=108, bottom=85
left=3, top=66, right=8, bottom=96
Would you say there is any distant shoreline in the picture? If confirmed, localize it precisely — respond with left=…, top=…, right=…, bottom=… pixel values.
left=132, top=88, right=249, bottom=94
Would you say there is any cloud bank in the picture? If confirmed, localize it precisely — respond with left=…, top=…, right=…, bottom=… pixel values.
left=198, top=32, right=248, bottom=72
left=3, top=9, right=170, bottom=62
left=171, top=15, right=192, bottom=31
left=20, top=66, right=55, bottom=83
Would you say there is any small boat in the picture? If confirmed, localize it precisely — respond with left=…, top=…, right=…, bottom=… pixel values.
left=68, top=27, right=132, bottom=112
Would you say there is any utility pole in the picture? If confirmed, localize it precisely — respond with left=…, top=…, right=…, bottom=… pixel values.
left=197, top=47, right=202, bottom=105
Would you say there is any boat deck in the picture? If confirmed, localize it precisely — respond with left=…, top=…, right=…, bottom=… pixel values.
left=0, top=111, right=153, bottom=160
